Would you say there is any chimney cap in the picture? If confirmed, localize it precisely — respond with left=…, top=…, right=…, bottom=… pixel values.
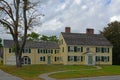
left=65, top=27, right=71, bottom=33
left=86, top=28, right=94, bottom=34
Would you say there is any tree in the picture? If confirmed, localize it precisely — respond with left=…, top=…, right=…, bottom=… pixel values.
left=48, top=35, right=58, bottom=42
left=20, top=32, right=40, bottom=41
left=101, top=21, right=120, bottom=65
left=0, top=0, right=42, bottom=67
left=0, top=38, right=2, bottom=48
left=0, top=38, right=2, bottom=58
left=40, top=35, right=58, bottom=42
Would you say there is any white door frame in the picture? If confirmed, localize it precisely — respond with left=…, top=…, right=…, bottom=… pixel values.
left=85, top=53, right=95, bottom=65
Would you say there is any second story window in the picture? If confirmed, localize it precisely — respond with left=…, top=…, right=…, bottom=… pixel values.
left=23, top=48, right=31, bottom=53
left=62, top=47, right=64, bottom=52
left=38, top=49, right=43, bottom=53
left=96, top=47, right=109, bottom=53
left=68, top=46, right=83, bottom=52
left=68, top=46, right=74, bottom=52
left=9, top=48, right=15, bottom=53
left=55, top=49, right=59, bottom=54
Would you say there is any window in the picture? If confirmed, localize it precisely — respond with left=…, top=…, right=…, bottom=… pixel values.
left=81, top=56, right=83, bottom=61
left=9, top=48, right=15, bottom=53
left=55, top=49, right=59, bottom=54
left=68, top=56, right=83, bottom=62
left=40, top=56, right=45, bottom=61
left=77, top=47, right=83, bottom=52
left=96, top=47, right=110, bottom=53
left=74, top=46, right=77, bottom=52
left=38, top=49, right=43, bottom=53
left=68, top=46, right=74, bottom=52
left=96, top=56, right=109, bottom=62
left=76, top=56, right=81, bottom=61
left=51, top=50, right=53, bottom=54
left=74, top=56, right=77, bottom=61
left=68, top=46, right=83, bottom=52
left=62, top=47, right=64, bottom=52
left=68, top=56, right=74, bottom=61
left=55, top=57, right=60, bottom=61
left=96, top=47, right=101, bottom=52
left=61, top=39, right=63, bottom=44
left=23, top=48, right=31, bottom=53
left=96, top=56, right=101, bottom=62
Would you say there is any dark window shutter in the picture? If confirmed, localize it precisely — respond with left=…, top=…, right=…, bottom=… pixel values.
left=9, top=48, right=11, bottom=53
left=96, top=47, right=97, bottom=52
left=29, top=49, right=31, bottom=53
left=108, top=48, right=109, bottom=53
left=74, top=46, right=77, bottom=52
left=81, top=47, right=83, bottom=52
left=68, top=46, right=70, bottom=52
left=38, top=49, right=39, bottom=53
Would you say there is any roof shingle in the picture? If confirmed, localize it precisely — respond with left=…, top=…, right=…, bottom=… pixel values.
left=4, top=40, right=59, bottom=49
left=61, top=32, right=112, bottom=46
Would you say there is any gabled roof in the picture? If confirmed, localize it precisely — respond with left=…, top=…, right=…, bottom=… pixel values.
left=61, top=32, right=112, bottom=46
left=4, top=40, right=59, bottom=49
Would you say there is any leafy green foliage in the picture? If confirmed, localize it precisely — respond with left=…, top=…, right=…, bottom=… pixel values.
left=40, top=35, right=59, bottom=42
left=101, top=21, right=120, bottom=64
left=21, top=32, right=40, bottom=41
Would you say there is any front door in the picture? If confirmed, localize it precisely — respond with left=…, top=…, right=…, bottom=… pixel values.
left=48, top=56, right=51, bottom=64
left=22, top=56, right=31, bottom=65
left=88, top=55, right=93, bottom=65
left=86, top=53, right=95, bottom=65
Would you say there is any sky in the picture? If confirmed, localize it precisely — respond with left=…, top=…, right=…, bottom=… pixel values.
left=0, top=0, right=120, bottom=39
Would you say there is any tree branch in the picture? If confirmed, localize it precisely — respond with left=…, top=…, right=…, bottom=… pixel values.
left=0, top=0, right=15, bottom=23
left=0, top=19, right=15, bottom=39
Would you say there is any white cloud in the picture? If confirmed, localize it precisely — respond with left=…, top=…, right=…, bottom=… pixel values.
left=55, top=3, right=66, bottom=12
left=1, top=0, right=120, bottom=39
left=37, top=0, right=120, bottom=35
left=81, top=5, right=87, bottom=10
left=74, top=0, right=81, bottom=4
left=110, top=15, right=120, bottom=22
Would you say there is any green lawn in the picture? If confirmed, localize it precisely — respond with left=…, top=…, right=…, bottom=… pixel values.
left=0, top=65, right=120, bottom=80
left=50, top=65, right=120, bottom=79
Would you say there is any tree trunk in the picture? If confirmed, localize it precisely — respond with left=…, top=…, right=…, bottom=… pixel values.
left=16, top=53, right=22, bottom=67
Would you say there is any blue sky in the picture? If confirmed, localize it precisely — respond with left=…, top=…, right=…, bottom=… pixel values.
left=1, top=0, right=120, bottom=39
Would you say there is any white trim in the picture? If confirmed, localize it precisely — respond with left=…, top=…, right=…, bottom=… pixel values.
left=85, top=53, right=95, bottom=65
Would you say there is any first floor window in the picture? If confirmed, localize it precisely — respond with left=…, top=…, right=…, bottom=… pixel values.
left=68, top=56, right=74, bottom=61
left=68, top=56, right=83, bottom=62
left=54, top=57, right=60, bottom=61
left=96, top=56, right=109, bottom=62
left=40, top=56, right=45, bottom=61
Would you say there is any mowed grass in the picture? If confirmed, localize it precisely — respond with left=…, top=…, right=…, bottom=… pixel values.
left=50, top=65, right=120, bottom=79
left=0, top=65, right=120, bottom=80
left=0, top=64, right=96, bottom=80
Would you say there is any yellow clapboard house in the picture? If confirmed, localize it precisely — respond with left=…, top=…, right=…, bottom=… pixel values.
left=3, top=27, right=113, bottom=65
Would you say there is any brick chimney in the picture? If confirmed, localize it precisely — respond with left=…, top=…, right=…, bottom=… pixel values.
left=65, top=27, right=71, bottom=33
left=86, top=28, right=94, bottom=34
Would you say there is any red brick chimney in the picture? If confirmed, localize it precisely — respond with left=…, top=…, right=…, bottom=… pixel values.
left=86, top=28, right=94, bottom=34
left=65, top=27, right=71, bottom=33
